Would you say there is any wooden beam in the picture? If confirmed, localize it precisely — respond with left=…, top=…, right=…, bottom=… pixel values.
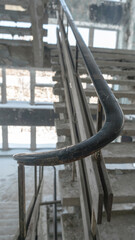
left=29, top=0, right=45, bottom=67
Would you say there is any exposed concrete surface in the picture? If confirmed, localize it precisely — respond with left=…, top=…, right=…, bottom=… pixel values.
left=0, top=45, right=51, bottom=67
left=59, top=170, right=80, bottom=206
left=98, top=211, right=135, bottom=240
left=61, top=213, right=84, bottom=240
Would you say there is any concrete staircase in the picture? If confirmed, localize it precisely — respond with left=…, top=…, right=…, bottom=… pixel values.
left=51, top=46, right=135, bottom=239
left=0, top=202, right=18, bottom=240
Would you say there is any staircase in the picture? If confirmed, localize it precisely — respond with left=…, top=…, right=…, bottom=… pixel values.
left=51, top=46, right=135, bottom=239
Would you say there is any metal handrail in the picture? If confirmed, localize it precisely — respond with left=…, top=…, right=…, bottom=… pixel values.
left=13, top=0, right=124, bottom=166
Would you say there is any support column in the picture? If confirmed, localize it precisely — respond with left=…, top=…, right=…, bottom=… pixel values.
left=30, top=0, right=45, bottom=67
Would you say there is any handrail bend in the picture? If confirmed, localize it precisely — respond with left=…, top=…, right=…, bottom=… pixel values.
left=13, top=0, right=124, bottom=166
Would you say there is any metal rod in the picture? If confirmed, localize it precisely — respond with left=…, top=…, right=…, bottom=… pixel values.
left=1, top=68, right=7, bottom=103
left=75, top=44, right=79, bottom=73
left=2, top=126, right=8, bottom=150
left=53, top=166, right=57, bottom=240
left=40, top=200, right=61, bottom=206
left=18, top=164, right=26, bottom=240
left=34, top=166, right=37, bottom=197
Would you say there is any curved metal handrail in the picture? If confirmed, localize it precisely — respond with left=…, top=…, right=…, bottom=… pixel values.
left=13, top=0, right=124, bottom=166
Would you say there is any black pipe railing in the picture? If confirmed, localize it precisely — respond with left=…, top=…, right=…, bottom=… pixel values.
left=13, top=0, right=124, bottom=166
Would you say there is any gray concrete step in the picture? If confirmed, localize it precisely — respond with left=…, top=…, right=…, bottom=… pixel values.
left=102, top=142, right=135, bottom=164
left=59, top=170, right=80, bottom=207
left=54, top=101, right=135, bottom=116
left=97, top=211, right=135, bottom=240
left=61, top=213, right=84, bottom=240
left=53, top=85, right=135, bottom=100
left=58, top=169, right=135, bottom=206
left=55, top=119, right=135, bottom=137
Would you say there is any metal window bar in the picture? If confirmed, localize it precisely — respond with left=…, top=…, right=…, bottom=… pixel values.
left=1, top=68, right=7, bottom=104
left=2, top=126, right=8, bottom=150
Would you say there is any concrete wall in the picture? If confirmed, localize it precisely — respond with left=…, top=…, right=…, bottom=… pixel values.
left=0, top=44, right=51, bottom=67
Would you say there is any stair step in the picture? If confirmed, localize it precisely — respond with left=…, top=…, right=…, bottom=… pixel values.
left=52, top=63, right=135, bottom=77
left=61, top=213, right=84, bottom=240
left=59, top=170, right=80, bottom=206
left=81, top=77, right=135, bottom=86
left=102, top=142, right=135, bottom=164
left=54, top=102, right=135, bottom=116
left=51, top=56, right=135, bottom=68
left=51, top=46, right=135, bottom=60
left=0, top=235, right=14, bottom=240
left=97, top=211, right=135, bottom=240
left=52, top=74, right=135, bottom=86
left=79, top=68, right=135, bottom=76
left=54, top=86, right=135, bottom=100
left=55, top=119, right=135, bottom=137
left=59, top=168, right=135, bottom=206
left=0, top=226, right=18, bottom=235
left=55, top=120, right=70, bottom=136
left=108, top=169, right=135, bottom=204
left=0, top=219, right=18, bottom=227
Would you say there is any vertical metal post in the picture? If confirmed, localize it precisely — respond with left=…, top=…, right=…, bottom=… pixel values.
left=75, top=44, right=79, bottom=73
left=89, top=27, right=94, bottom=47
left=2, top=126, right=8, bottom=150
left=31, top=126, right=36, bottom=150
left=34, top=166, right=37, bottom=197
left=30, top=70, right=36, bottom=105
left=42, top=166, right=44, bottom=179
left=66, top=19, right=68, bottom=36
left=53, top=166, right=57, bottom=240
left=115, top=29, right=119, bottom=49
left=61, top=7, right=64, bottom=21
left=18, top=164, right=26, bottom=240
left=1, top=68, right=7, bottom=103
left=38, top=166, right=41, bottom=185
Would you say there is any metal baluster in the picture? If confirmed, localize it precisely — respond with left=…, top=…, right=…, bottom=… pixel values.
left=18, top=164, right=26, bottom=240
left=34, top=166, right=37, bottom=197
left=75, top=44, right=79, bottom=73
left=1, top=68, right=7, bottom=103
left=53, top=166, right=57, bottom=240
left=88, top=27, right=94, bottom=47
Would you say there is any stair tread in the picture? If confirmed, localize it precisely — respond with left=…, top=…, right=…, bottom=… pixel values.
left=108, top=169, right=135, bottom=203
left=54, top=101, right=135, bottom=115
left=102, top=142, right=135, bottom=163
left=59, top=170, right=80, bottom=206
left=54, top=86, right=135, bottom=99
left=59, top=168, right=135, bottom=205
left=97, top=211, right=135, bottom=240
left=0, top=236, right=14, bottom=240
left=55, top=119, right=135, bottom=137
left=61, top=213, right=84, bottom=240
